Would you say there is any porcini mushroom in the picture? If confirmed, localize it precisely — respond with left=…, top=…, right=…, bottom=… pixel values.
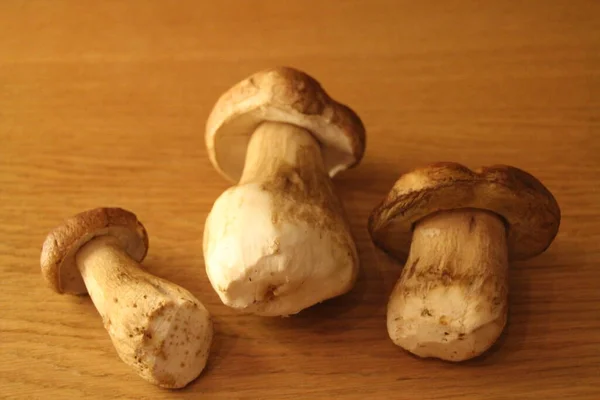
left=41, top=207, right=213, bottom=388
left=368, top=163, right=561, bottom=361
left=203, top=67, right=366, bottom=316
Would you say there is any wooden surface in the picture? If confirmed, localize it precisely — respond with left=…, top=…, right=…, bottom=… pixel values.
left=1, top=1, right=599, bottom=399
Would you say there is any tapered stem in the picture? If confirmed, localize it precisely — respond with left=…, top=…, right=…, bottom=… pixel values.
left=387, top=208, right=509, bottom=361
left=76, top=236, right=212, bottom=388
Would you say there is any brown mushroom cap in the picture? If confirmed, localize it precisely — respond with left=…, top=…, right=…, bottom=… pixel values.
left=41, top=207, right=149, bottom=295
left=368, top=162, right=561, bottom=261
left=205, top=66, right=366, bottom=182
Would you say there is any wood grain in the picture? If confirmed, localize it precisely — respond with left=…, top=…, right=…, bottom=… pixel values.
left=1, top=1, right=599, bottom=399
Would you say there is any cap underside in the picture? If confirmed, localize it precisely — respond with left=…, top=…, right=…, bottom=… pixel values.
left=41, top=208, right=149, bottom=295
left=211, top=110, right=358, bottom=183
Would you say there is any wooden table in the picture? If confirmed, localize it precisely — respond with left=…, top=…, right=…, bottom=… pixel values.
left=2, top=1, right=599, bottom=399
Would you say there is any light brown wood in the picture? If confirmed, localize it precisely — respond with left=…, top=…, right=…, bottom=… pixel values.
left=1, top=1, right=599, bottom=399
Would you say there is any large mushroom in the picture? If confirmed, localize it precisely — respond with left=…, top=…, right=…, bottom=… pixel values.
left=368, top=163, right=561, bottom=361
left=41, top=207, right=213, bottom=388
left=203, top=66, right=366, bottom=317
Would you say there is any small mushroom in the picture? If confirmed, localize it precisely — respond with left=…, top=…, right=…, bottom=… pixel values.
left=203, top=67, right=366, bottom=316
left=368, top=163, right=561, bottom=361
left=40, top=207, right=213, bottom=388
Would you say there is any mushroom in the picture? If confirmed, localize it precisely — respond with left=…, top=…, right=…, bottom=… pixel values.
left=40, top=207, right=213, bottom=388
left=368, top=163, right=561, bottom=361
left=203, top=66, right=366, bottom=316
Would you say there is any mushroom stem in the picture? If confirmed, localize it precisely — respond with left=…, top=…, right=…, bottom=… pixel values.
left=203, top=121, right=358, bottom=316
left=239, top=121, right=326, bottom=184
left=387, top=208, right=509, bottom=361
left=75, top=236, right=213, bottom=389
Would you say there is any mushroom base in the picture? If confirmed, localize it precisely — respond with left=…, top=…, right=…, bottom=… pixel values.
left=387, top=208, right=509, bottom=361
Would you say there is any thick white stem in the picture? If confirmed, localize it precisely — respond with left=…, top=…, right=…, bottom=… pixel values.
left=76, top=236, right=213, bottom=388
left=204, top=121, right=358, bottom=316
left=387, top=209, right=509, bottom=361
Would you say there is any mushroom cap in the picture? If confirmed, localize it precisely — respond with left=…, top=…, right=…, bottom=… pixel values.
left=205, top=66, right=366, bottom=182
left=41, top=207, right=149, bottom=295
left=368, top=162, right=561, bottom=261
